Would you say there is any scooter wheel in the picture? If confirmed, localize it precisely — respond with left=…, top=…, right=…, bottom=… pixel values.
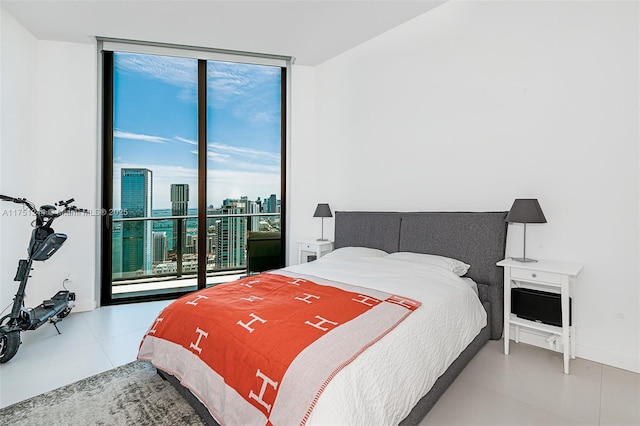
left=0, top=331, right=21, bottom=363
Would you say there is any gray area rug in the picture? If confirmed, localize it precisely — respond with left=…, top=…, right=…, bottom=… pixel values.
left=0, top=360, right=206, bottom=425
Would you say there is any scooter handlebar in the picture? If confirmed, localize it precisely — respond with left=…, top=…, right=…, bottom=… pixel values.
left=0, top=194, right=19, bottom=202
left=56, top=198, right=75, bottom=207
left=0, top=195, right=37, bottom=212
left=0, top=195, right=88, bottom=216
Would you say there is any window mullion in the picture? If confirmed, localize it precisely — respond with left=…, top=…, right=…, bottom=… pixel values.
left=197, top=59, right=208, bottom=289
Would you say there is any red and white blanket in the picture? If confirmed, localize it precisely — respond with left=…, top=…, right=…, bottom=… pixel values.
left=138, top=272, right=421, bottom=425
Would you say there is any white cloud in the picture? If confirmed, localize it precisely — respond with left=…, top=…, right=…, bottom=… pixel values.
left=175, top=136, right=198, bottom=145
left=115, top=53, right=197, bottom=88
left=207, top=62, right=281, bottom=124
left=115, top=52, right=280, bottom=121
left=208, top=142, right=279, bottom=163
left=189, top=142, right=280, bottom=173
left=114, top=130, right=168, bottom=144
left=205, top=151, right=232, bottom=162
left=207, top=169, right=280, bottom=206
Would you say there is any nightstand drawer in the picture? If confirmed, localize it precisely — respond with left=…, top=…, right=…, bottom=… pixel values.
left=298, top=240, right=333, bottom=264
left=511, top=268, right=562, bottom=285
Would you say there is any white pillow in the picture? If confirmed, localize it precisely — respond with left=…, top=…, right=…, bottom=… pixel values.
left=385, top=252, right=470, bottom=276
left=324, top=246, right=389, bottom=259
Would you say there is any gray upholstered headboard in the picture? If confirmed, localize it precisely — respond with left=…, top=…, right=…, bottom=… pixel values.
left=334, top=211, right=508, bottom=339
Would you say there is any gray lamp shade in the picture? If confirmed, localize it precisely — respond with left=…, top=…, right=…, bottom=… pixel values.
left=505, top=199, right=547, bottom=224
left=313, top=203, right=333, bottom=218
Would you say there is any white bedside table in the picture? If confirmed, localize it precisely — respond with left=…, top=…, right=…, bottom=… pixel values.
left=298, top=240, right=333, bottom=264
left=497, top=258, right=583, bottom=374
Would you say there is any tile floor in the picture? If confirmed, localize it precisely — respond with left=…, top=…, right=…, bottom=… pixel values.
left=0, top=300, right=172, bottom=409
left=1, top=301, right=638, bottom=425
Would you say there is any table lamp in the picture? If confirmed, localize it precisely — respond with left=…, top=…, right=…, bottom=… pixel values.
left=505, top=199, right=547, bottom=262
left=313, top=203, right=332, bottom=241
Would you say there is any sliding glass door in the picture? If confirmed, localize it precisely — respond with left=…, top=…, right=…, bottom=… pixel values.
left=101, top=43, right=287, bottom=304
left=206, top=61, right=283, bottom=274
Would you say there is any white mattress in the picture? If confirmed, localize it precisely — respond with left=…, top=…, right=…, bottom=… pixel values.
left=281, top=254, right=487, bottom=425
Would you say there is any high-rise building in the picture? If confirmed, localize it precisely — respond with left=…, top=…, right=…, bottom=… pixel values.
left=170, top=184, right=189, bottom=216
left=170, top=184, right=189, bottom=268
left=185, top=234, right=198, bottom=255
left=111, top=221, right=123, bottom=276
left=214, top=199, right=246, bottom=269
left=121, top=168, right=153, bottom=276
left=241, top=195, right=261, bottom=231
left=152, top=219, right=174, bottom=251
left=152, top=231, right=167, bottom=263
left=266, top=194, right=278, bottom=213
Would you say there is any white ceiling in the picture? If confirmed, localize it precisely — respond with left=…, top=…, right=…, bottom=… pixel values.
left=1, top=0, right=446, bottom=65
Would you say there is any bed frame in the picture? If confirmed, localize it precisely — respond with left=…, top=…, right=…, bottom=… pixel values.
left=157, top=210, right=508, bottom=425
left=334, top=211, right=507, bottom=423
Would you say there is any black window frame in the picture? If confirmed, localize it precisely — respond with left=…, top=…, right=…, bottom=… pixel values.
left=99, top=42, right=289, bottom=306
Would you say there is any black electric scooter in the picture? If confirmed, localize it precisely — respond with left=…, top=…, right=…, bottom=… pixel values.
left=0, top=194, right=85, bottom=363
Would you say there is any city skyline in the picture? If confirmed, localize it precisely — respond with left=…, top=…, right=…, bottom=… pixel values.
left=115, top=165, right=281, bottom=217
left=114, top=167, right=280, bottom=279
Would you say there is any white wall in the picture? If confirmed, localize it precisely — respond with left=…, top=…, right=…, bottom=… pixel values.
left=29, top=40, right=98, bottom=311
left=288, top=64, right=320, bottom=258
left=0, top=11, right=98, bottom=312
left=0, top=9, right=39, bottom=311
left=293, top=1, right=638, bottom=372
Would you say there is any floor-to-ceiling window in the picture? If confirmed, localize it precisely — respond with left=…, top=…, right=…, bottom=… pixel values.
left=100, top=40, right=288, bottom=304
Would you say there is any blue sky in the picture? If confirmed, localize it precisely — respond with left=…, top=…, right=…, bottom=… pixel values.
left=112, top=52, right=281, bottom=210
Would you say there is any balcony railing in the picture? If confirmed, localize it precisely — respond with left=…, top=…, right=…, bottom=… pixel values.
left=111, top=212, right=280, bottom=291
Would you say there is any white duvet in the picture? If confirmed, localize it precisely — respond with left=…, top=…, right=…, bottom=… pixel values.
left=280, top=253, right=487, bottom=425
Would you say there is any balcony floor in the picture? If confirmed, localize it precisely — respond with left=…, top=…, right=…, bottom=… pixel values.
left=112, top=271, right=246, bottom=297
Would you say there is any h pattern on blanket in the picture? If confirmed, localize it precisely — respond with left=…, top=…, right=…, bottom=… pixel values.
left=138, top=273, right=421, bottom=425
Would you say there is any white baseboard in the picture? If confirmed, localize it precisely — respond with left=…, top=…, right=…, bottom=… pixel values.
left=72, top=298, right=97, bottom=312
left=576, top=345, right=640, bottom=374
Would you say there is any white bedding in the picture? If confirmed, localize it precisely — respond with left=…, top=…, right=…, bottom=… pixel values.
left=461, top=277, right=479, bottom=295
left=281, top=254, right=487, bottom=425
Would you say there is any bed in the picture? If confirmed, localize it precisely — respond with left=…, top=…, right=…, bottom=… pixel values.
left=139, top=210, right=508, bottom=425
